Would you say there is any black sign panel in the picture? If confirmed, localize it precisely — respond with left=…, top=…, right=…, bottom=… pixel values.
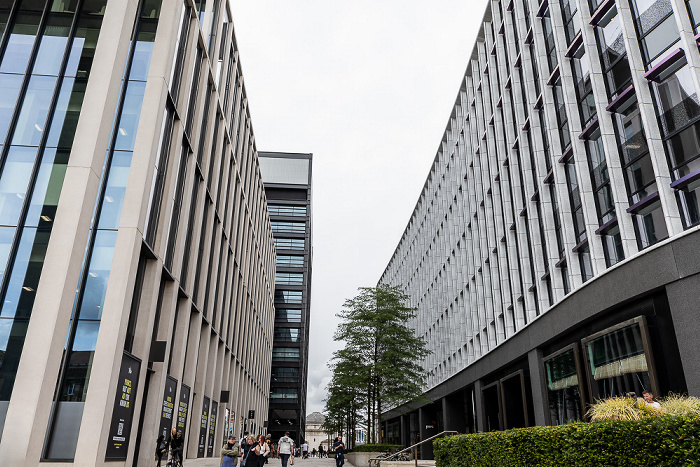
left=207, top=401, right=218, bottom=457
left=159, top=376, right=178, bottom=439
left=198, top=396, right=210, bottom=458
left=105, top=352, right=141, bottom=460
left=177, top=384, right=191, bottom=436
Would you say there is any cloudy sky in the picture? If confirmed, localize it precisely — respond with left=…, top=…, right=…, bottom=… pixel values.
left=229, top=0, right=490, bottom=414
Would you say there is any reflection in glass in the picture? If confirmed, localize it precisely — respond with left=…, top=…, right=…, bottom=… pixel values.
left=47, top=78, right=86, bottom=148
left=11, top=75, right=58, bottom=146
left=653, top=66, right=700, bottom=136
left=0, top=318, right=29, bottom=400
left=275, top=308, right=301, bottom=323
left=0, top=12, right=41, bottom=74
left=585, top=322, right=652, bottom=398
left=275, top=272, right=303, bottom=285
left=77, top=230, right=117, bottom=320
left=0, top=74, right=24, bottom=144
left=0, top=226, right=14, bottom=284
left=274, top=328, right=301, bottom=342
left=114, top=82, right=146, bottom=151
left=271, top=367, right=299, bottom=382
left=545, top=349, right=583, bottom=425
left=0, top=227, right=49, bottom=320
left=0, top=146, right=37, bottom=227
left=32, top=15, right=72, bottom=77
left=60, top=321, right=100, bottom=402
left=97, top=151, right=132, bottom=230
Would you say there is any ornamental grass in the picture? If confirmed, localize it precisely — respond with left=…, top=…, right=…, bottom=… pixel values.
left=586, top=396, right=659, bottom=421
left=660, top=393, right=700, bottom=417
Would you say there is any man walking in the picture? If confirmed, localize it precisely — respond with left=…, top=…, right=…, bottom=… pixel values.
left=302, top=442, right=308, bottom=459
left=277, top=432, right=294, bottom=467
left=169, top=427, right=184, bottom=465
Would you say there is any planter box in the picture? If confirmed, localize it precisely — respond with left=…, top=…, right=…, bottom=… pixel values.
left=346, top=452, right=383, bottom=467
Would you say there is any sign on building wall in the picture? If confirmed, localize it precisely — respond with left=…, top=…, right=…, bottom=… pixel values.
left=198, top=396, right=210, bottom=457
left=177, top=384, right=191, bottom=436
left=207, top=401, right=218, bottom=457
left=159, top=376, right=178, bottom=438
left=105, top=352, right=141, bottom=460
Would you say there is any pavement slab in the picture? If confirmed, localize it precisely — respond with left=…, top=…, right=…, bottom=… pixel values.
left=182, top=456, right=353, bottom=467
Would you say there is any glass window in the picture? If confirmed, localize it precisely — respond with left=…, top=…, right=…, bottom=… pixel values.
left=268, top=204, right=307, bottom=217
left=272, top=347, right=300, bottom=360
left=32, top=14, right=72, bottom=77
left=274, top=328, right=301, bottom=343
left=578, top=246, right=593, bottom=282
left=275, top=308, right=301, bottom=323
left=543, top=347, right=583, bottom=425
left=275, top=290, right=302, bottom=304
left=77, top=230, right=117, bottom=321
left=0, top=12, right=42, bottom=74
left=0, top=317, right=29, bottom=400
left=276, top=255, right=304, bottom=267
left=270, top=387, right=298, bottom=399
left=271, top=367, right=299, bottom=382
left=665, top=121, right=700, bottom=169
left=0, top=146, right=37, bottom=227
left=630, top=0, right=674, bottom=35
left=47, top=78, right=86, bottom=149
left=602, top=228, right=625, bottom=267
left=688, top=0, right=700, bottom=28
left=0, top=74, right=24, bottom=144
left=583, top=320, right=654, bottom=399
left=12, top=75, right=58, bottom=146
left=274, top=238, right=305, bottom=250
left=275, top=272, right=303, bottom=285
left=97, top=151, right=132, bottom=230
left=270, top=221, right=305, bottom=234
left=114, top=81, right=147, bottom=151
left=639, top=15, right=679, bottom=64
left=632, top=199, right=669, bottom=248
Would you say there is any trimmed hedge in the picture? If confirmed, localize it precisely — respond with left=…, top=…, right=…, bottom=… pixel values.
left=348, top=444, right=403, bottom=453
left=433, top=416, right=700, bottom=466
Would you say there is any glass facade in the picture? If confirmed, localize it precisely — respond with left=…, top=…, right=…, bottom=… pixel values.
left=0, top=0, right=108, bottom=437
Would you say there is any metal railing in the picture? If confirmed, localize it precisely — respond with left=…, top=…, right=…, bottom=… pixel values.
left=367, top=431, right=458, bottom=467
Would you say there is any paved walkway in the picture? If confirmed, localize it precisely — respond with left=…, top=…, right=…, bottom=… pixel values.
left=183, top=456, right=352, bottom=467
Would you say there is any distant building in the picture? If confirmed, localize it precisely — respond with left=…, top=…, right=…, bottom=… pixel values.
left=305, top=412, right=330, bottom=450
left=259, top=152, right=313, bottom=443
left=380, top=0, right=700, bottom=460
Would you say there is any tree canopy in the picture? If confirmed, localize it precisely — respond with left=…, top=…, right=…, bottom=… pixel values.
left=323, top=284, right=429, bottom=445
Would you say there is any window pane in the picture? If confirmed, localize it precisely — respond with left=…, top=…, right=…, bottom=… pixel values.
left=0, top=146, right=37, bottom=226
left=0, top=73, right=24, bottom=144
left=60, top=321, right=100, bottom=402
left=25, top=148, right=69, bottom=227
left=77, top=230, right=117, bottom=320
left=114, top=81, right=146, bottom=151
left=32, top=14, right=72, bottom=76
left=97, top=151, right=132, bottom=230
left=0, top=12, right=41, bottom=74
left=640, top=16, right=679, bottom=63
left=12, top=75, right=58, bottom=146
left=47, top=78, right=86, bottom=149
left=0, top=227, right=49, bottom=319
left=544, top=349, right=583, bottom=425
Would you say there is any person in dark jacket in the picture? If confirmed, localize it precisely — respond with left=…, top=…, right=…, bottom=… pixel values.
left=156, top=435, right=168, bottom=466
left=169, top=427, right=184, bottom=464
left=332, top=437, right=345, bottom=467
left=221, top=435, right=239, bottom=467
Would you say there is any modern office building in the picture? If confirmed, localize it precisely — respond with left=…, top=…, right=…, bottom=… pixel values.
left=380, top=0, right=700, bottom=458
left=0, top=1, right=276, bottom=466
left=259, top=152, right=313, bottom=444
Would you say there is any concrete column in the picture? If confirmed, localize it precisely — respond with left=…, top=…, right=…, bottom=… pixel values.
left=665, top=275, right=700, bottom=395
left=474, top=380, right=484, bottom=432
left=528, top=349, right=548, bottom=426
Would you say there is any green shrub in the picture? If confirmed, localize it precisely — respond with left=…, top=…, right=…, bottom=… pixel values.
left=660, top=394, right=700, bottom=417
left=433, top=416, right=700, bottom=467
left=587, top=396, right=659, bottom=421
left=347, top=444, right=403, bottom=453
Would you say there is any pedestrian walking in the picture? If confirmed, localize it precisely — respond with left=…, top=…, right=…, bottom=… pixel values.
left=240, top=431, right=250, bottom=451
left=277, top=431, right=294, bottom=467
left=318, top=445, right=325, bottom=458
left=332, top=437, right=345, bottom=467
left=155, top=435, right=168, bottom=466
left=241, top=436, right=257, bottom=467
left=257, top=435, right=270, bottom=467
left=168, top=427, right=184, bottom=466
left=302, top=442, right=308, bottom=459
left=221, top=435, right=240, bottom=467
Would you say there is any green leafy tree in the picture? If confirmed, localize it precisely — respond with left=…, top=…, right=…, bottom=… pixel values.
left=326, top=284, right=429, bottom=445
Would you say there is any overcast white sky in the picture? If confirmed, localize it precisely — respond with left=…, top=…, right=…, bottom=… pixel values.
left=229, top=0, right=490, bottom=415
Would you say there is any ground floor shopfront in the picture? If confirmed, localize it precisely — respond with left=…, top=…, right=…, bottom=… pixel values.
left=382, top=229, right=700, bottom=459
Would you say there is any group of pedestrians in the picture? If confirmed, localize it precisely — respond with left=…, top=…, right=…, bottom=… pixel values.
left=156, top=429, right=345, bottom=467
left=156, top=427, right=184, bottom=466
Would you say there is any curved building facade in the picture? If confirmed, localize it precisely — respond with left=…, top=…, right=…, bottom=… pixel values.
left=379, top=0, right=700, bottom=458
